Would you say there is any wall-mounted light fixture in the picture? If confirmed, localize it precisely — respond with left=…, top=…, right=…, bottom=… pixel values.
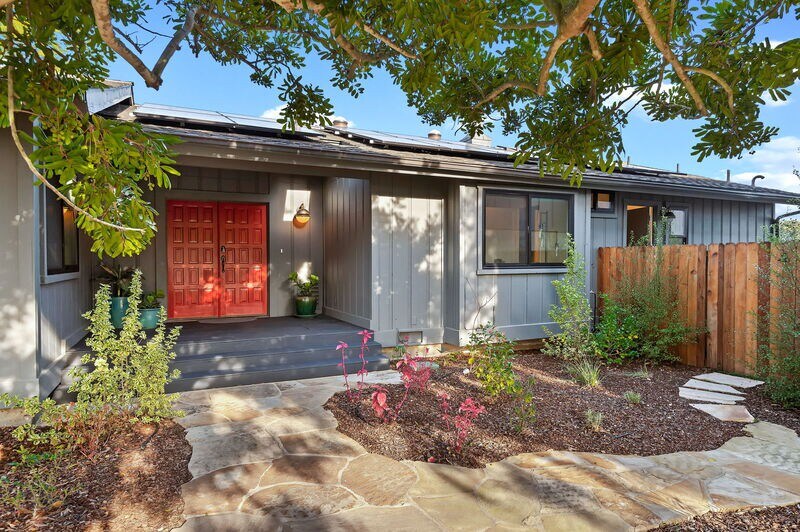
left=293, top=203, right=311, bottom=225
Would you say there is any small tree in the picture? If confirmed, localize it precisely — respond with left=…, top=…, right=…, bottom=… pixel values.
left=756, top=236, right=800, bottom=407
left=543, top=235, right=596, bottom=362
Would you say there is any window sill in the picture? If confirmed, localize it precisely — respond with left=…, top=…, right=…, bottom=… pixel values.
left=41, top=271, right=80, bottom=285
left=477, top=267, right=568, bottom=276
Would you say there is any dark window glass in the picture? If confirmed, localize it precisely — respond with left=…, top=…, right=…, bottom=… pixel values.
left=484, top=193, right=527, bottom=265
left=45, top=188, right=79, bottom=275
left=592, top=191, right=615, bottom=212
left=483, top=190, right=572, bottom=268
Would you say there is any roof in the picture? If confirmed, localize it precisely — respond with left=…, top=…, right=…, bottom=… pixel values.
left=99, top=102, right=798, bottom=204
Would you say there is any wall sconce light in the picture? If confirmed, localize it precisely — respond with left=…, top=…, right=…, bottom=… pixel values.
left=293, top=203, right=311, bottom=225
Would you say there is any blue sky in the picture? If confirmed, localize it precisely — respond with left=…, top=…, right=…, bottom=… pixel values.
left=107, top=15, right=799, bottom=214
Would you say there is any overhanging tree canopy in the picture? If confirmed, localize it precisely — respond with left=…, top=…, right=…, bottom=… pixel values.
left=1, top=0, right=798, bottom=256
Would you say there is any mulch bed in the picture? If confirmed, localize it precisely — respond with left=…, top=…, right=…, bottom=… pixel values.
left=657, top=503, right=800, bottom=531
left=326, top=351, right=800, bottom=468
left=0, top=420, right=191, bottom=531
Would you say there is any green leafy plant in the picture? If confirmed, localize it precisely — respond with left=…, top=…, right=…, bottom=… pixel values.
left=141, top=289, right=165, bottom=310
left=585, top=409, right=603, bottom=432
left=624, top=391, right=642, bottom=405
left=97, top=262, right=136, bottom=297
left=0, top=270, right=182, bottom=458
left=596, top=243, right=704, bottom=364
left=467, top=324, right=520, bottom=397
left=567, top=358, right=602, bottom=387
left=0, top=454, right=76, bottom=517
left=511, top=377, right=537, bottom=433
left=755, top=237, right=800, bottom=407
left=288, top=272, right=320, bottom=297
left=543, top=236, right=597, bottom=362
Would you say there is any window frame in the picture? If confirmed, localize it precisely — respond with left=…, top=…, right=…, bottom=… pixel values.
left=481, top=188, right=574, bottom=271
left=591, top=191, right=616, bottom=213
left=666, top=206, right=689, bottom=245
left=41, top=186, right=81, bottom=283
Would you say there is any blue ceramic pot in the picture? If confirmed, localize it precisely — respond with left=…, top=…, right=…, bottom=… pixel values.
left=110, top=296, right=129, bottom=329
left=139, top=308, right=160, bottom=330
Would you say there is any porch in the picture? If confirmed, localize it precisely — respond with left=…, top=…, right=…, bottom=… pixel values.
left=55, top=316, right=388, bottom=399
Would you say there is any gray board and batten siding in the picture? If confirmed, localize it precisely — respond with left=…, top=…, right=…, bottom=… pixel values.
left=589, top=191, right=775, bottom=291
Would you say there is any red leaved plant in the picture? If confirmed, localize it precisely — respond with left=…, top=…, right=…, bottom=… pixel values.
left=336, top=329, right=373, bottom=401
left=370, top=353, right=431, bottom=422
left=439, top=392, right=485, bottom=452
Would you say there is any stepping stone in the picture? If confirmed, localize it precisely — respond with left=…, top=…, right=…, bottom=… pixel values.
left=679, top=387, right=744, bottom=404
left=690, top=404, right=755, bottom=423
left=693, top=372, right=763, bottom=389
left=682, top=378, right=744, bottom=395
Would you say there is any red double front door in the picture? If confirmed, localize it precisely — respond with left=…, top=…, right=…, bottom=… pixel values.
left=166, top=200, right=268, bottom=319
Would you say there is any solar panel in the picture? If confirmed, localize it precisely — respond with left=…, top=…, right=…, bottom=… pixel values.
left=325, top=126, right=516, bottom=158
left=132, top=103, right=323, bottom=137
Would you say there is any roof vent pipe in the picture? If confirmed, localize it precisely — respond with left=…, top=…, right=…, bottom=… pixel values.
left=332, top=118, right=349, bottom=128
left=751, top=174, right=766, bottom=187
left=428, top=129, right=442, bottom=140
left=726, top=169, right=731, bottom=182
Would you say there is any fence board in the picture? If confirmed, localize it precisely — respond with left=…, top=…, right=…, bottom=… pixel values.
left=596, top=242, right=779, bottom=375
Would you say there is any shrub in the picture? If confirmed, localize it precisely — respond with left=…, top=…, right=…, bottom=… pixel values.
left=335, top=329, right=374, bottom=400
left=595, top=245, right=703, bottom=364
left=585, top=409, right=603, bottom=432
left=511, top=377, right=536, bottom=432
left=439, top=393, right=485, bottom=452
left=756, top=238, right=800, bottom=407
left=369, top=350, right=431, bottom=422
left=624, top=391, right=642, bottom=404
left=567, top=358, right=601, bottom=387
left=467, top=324, right=520, bottom=397
left=0, top=270, right=182, bottom=455
left=543, top=236, right=596, bottom=362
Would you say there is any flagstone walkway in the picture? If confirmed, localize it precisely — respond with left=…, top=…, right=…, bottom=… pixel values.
left=172, top=372, right=800, bottom=531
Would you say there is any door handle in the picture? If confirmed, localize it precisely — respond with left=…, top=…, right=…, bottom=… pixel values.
left=220, top=245, right=226, bottom=273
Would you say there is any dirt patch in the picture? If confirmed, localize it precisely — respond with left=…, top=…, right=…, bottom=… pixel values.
left=326, top=351, right=800, bottom=468
left=0, top=420, right=191, bottom=531
left=657, top=503, right=800, bottom=530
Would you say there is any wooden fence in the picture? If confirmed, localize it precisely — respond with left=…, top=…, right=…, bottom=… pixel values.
left=597, top=242, right=791, bottom=376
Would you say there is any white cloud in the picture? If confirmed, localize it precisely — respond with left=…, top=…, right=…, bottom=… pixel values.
left=261, top=104, right=355, bottom=127
left=728, top=135, right=800, bottom=214
left=260, top=104, right=286, bottom=120
left=761, top=90, right=791, bottom=108
left=607, top=83, right=674, bottom=120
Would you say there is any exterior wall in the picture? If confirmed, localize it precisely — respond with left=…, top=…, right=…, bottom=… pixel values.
left=109, top=162, right=324, bottom=318
left=0, top=128, right=39, bottom=396
left=323, top=177, right=371, bottom=328
left=37, top=234, right=93, bottom=397
left=370, top=175, right=445, bottom=346
left=589, top=190, right=775, bottom=290
left=445, top=183, right=592, bottom=345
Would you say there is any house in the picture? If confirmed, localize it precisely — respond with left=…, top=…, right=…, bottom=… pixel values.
left=1, top=82, right=795, bottom=399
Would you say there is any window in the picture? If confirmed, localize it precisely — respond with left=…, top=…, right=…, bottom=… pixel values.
left=667, top=208, right=688, bottom=244
left=483, top=190, right=572, bottom=268
left=591, top=191, right=615, bottom=212
left=626, top=204, right=654, bottom=245
left=44, top=187, right=79, bottom=275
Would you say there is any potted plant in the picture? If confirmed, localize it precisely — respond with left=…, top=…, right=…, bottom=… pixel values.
left=139, top=289, right=165, bottom=330
left=288, top=272, right=319, bottom=317
left=98, top=262, right=135, bottom=328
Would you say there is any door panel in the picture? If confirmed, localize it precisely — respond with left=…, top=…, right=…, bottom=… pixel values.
left=167, top=200, right=219, bottom=319
left=218, top=202, right=268, bottom=317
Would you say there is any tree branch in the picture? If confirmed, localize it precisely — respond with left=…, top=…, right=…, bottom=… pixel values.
left=474, top=81, right=538, bottom=107
left=89, top=0, right=196, bottom=89
left=583, top=25, right=603, bottom=60
left=536, top=0, right=602, bottom=95
left=685, top=66, right=735, bottom=114
left=270, top=0, right=418, bottom=60
left=631, top=0, right=709, bottom=116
